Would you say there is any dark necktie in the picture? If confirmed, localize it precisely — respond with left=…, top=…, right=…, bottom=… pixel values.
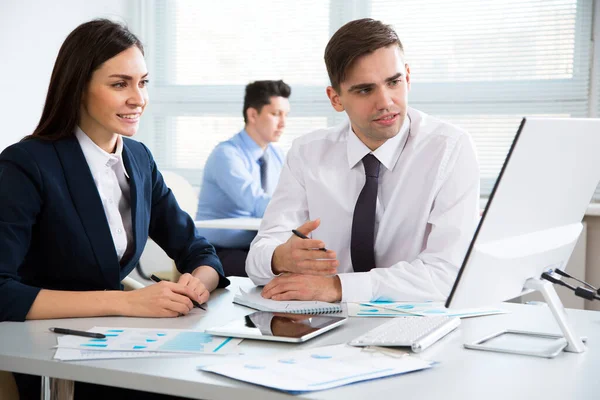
left=351, top=154, right=380, bottom=272
left=258, top=155, right=269, bottom=193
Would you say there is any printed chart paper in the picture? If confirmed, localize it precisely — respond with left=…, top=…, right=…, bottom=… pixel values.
left=201, top=344, right=434, bottom=393
left=359, top=301, right=506, bottom=318
left=55, top=327, right=242, bottom=355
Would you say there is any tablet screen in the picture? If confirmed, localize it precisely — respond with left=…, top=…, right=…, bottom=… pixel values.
left=206, top=311, right=346, bottom=343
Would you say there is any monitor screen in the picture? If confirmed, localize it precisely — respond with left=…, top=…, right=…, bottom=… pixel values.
left=446, top=117, right=600, bottom=309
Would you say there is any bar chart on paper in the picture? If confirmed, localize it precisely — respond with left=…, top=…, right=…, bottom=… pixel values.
left=358, top=301, right=506, bottom=318
left=201, top=344, right=434, bottom=393
left=347, top=303, right=414, bottom=317
left=55, top=327, right=241, bottom=354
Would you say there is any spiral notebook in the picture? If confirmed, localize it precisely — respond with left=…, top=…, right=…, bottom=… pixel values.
left=233, top=287, right=342, bottom=314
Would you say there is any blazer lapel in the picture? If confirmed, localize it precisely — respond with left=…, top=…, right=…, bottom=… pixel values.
left=53, top=137, right=120, bottom=287
left=122, top=141, right=144, bottom=265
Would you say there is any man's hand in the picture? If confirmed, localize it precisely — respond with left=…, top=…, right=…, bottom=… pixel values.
left=271, top=219, right=339, bottom=275
left=261, top=273, right=342, bottom=302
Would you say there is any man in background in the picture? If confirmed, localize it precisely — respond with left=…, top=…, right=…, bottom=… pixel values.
left=197, top=80, right=291, bottom=277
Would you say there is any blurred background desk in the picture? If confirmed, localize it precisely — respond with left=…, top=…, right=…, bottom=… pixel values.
left=194, top=218, right=262, bottom=231
left=134, top=218, right=262, bottom=281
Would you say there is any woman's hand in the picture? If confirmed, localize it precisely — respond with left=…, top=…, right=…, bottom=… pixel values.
left=177, top=272, right=210, bottom=305
left=123, top=280, right=199, bottom=318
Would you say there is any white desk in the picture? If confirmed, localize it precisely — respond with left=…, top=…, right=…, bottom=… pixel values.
left=1, top=277, right=600, bottom=399
left=194, top=218, right=261, bottom=231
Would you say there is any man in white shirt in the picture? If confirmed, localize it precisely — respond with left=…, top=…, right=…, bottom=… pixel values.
left=245, top=18, right=480, bottom=303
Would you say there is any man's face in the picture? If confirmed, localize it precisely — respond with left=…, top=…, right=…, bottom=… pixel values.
left=248, top=96, right=290, bottom=145
left=326, top=45, right=410, bottom=150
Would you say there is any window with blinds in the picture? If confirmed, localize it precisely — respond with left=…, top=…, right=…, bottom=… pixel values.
left=137, top=0, right=598, bottom=200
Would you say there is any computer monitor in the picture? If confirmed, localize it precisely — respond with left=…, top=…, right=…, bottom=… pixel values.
left=445, top=117, right=600, bottom=356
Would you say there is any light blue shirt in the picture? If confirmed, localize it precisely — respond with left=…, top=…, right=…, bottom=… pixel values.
left=196, top=129, right=284, bottom=248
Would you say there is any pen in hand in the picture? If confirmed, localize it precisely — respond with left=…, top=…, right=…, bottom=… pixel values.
left=49, top=327, right=106, bottom=339
left=291, top=229, right=328, bottom=251
left=150, top=274, right=207, bottom=311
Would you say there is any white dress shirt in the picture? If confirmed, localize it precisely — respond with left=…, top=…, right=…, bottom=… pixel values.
left=246, top=108, right=480, bottom=302
left=75, top=128, right=133, bottom=262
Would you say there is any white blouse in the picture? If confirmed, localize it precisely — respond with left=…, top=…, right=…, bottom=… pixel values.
left=75, top=127, right=133, bottom=262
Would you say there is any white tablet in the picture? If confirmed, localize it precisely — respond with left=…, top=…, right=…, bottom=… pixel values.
left=205, top=311, right=347, bottom=343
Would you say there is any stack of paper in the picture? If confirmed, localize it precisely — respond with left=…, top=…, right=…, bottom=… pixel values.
left=350, top=301, right=506, bottom=318
left=53, top=327, right=242, bottom=361
left=54, top=339, right=167, bottom=361
left=201, top=344, right=434, bottom=393
left=347, top=303, right=415, bottom=317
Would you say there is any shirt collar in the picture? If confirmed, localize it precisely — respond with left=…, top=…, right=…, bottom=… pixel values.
left=346, top=112, right=411, bottom=171
left=75, top=126, right=129, bottom=178
left=239, top=129, right=268, bottom=162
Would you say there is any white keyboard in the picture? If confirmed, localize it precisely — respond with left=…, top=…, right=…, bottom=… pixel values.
left=349, top=316, right=461, bottom=353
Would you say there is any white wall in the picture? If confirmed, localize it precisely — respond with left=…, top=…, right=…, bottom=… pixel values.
left=0, top=0, right=136, bottom=151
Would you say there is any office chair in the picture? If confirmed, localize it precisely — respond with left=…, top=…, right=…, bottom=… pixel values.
left=138, top=171, right=199, bottom=282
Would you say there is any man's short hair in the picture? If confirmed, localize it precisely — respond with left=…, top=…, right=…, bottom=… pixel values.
left=324, top=18, right=403, bottom=92
left=243, top=80, right=291, bottom=123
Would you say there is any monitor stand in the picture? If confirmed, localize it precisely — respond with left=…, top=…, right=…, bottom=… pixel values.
left=464, top=278, right=586, bottom=358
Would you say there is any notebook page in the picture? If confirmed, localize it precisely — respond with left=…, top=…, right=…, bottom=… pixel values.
left=233, top=287, right=342, bottom=313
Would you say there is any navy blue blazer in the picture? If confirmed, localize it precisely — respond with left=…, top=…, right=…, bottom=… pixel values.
left=0, top=136, right=229, bottom=321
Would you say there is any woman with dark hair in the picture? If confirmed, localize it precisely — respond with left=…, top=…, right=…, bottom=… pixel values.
left=0, top=18, right=229, bottom=398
